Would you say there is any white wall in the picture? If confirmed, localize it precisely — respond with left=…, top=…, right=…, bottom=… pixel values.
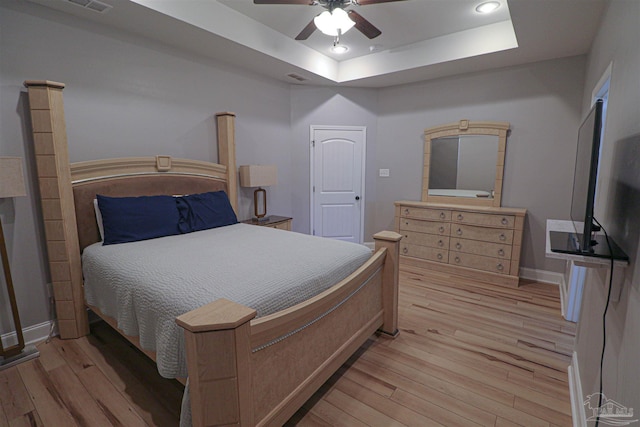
left=375, top=56, right=587, bottom=271
left=0, top=1, right=292, bottom=334
left=574, top=0, right=640, bottom=418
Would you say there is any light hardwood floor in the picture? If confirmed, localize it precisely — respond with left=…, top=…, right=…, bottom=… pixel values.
left=0, top=265, right=575, bottom=426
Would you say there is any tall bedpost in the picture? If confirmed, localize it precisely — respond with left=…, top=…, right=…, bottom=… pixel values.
left=373, top=231, right=402, bottom=337
left=216, top=112, right=238, bottom=214
left=176, top=299, right=256, bottom=427
left=23, top=80, right=89, bottom=339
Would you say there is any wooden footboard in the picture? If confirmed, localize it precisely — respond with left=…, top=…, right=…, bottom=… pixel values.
left=176, top=231, right=401, bottom=427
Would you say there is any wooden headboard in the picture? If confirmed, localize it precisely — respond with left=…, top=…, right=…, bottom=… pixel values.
left=23, top=80, right=237, bottom=339
left=71, top=159, right=229, bottom=251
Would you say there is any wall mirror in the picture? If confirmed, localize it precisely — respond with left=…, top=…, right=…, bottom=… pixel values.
left=422, top=120, right=510, bottom=207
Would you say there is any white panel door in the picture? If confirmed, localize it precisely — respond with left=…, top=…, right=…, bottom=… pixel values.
left=311, top=126, right=365, bottom=243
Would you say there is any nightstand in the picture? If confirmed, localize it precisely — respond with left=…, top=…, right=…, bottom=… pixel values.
left=241, top=215, right=292, bottom=231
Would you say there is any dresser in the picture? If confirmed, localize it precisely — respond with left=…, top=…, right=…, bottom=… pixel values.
left=241, top=215, right=292, bottom=231
left=395, top=201, right=526, bottom=286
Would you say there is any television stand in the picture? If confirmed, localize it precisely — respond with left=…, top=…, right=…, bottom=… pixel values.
left=546, top=220, right=629, bottom=303
left=549, top=231, right=629, bottom=260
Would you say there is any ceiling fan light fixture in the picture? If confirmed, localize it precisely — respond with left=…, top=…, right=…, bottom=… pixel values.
left=314, top=8, right=355, bottom=36
left=475, top=1, right=500, bottom=14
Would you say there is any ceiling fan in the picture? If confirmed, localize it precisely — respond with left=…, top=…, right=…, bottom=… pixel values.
left=253, top=0, right=406, bottom=41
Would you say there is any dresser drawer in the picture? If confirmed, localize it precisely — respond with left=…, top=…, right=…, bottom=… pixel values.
left=400, top=218, right=450, bottom=236
left=401, top=243, right=448, bottom=263
left=452, top=211, right=515, bottom=228
left=400, top=206, right=451, bottom=221
left=451, top=224, right=513, bottom=245
left=402, top=231, right=449, bottom=249
left=450, top=237, right=511, bottom=260
left=450, top=251, right=510, bottom=275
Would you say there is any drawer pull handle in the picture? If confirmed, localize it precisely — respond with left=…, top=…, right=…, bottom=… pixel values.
left=456, top=243, right=462, bottom=250
left=499, top=233, right=506, bottom=241
left=440, top=212, right=446, bottom=219
left=405, top=234, right=409, bottom=238
left=455, top=256, right=461, bottom=263
left=457, top=214, right=464, bottom=221
left=404, top=208, right=410, bottom=215
left=437, top=253, right=443, bottom=260
left=456, top=228, right=463, bottom=236
left=498, top=249, right=505, bottom=256
left=403, top=247, right=408, bottom=254
left=439, top=226, right=445, bottom=233
left=497, top=263, right=504, bottom=271
left=438, top=240, right=444, bottom=247
left=501, top=217, right=509, bottom=225
left=405, top=221, right=409, bottom=226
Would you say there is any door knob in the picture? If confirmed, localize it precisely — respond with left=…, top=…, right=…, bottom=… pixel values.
left=355, top=196, right=360, bottom=200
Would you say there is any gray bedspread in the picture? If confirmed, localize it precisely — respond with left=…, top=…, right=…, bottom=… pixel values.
left=82, top=223, right=372, bottom=379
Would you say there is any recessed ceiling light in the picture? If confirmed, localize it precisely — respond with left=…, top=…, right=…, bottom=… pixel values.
left=331, top=45, right=349, bottom=54
left=475, top=1, right=500, bottom=14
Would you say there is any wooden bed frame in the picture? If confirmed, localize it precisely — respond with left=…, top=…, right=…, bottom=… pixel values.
left=23, top=80, right=402, bottom=426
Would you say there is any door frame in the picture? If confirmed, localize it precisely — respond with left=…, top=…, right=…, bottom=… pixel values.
left=309, top=125, right=366, bottom=243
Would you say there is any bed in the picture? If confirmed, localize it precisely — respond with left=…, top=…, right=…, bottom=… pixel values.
left=24, top=80, right=402, bottom=426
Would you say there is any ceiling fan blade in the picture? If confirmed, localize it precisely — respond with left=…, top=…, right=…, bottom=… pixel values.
left=253, top=0, right=313, bottom=4
left=355, top=0, right=406, bottom=5
left=347, top=10, right=381, bottom=39
left=295, top=19, right=317, bottom=40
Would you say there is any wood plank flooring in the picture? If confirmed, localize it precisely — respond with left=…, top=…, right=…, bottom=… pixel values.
left=0, top=265, right=575, bottom=426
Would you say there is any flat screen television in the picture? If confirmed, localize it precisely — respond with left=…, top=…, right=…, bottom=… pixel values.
left=570, top=99, right=604, bottom=252
left=550, top=100, right=628, bottom=261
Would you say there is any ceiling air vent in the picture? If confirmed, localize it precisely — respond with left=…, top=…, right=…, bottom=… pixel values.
left=287, top=73, right=307, bottom=82
left=66, top=0, right=112, bottom=13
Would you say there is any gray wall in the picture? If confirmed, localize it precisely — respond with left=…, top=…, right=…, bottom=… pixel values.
left=375, top=56, right=586, bottom=271
left=574, top=0, right=640, bottom=417
left=290, top=87, right=378, bottom=237
left=457, top=135, right=499, bottom=193
left=429, top=137, right=459, bottom=189
left=0, top=1, right=292, bottom=334
left=1, top=0, right=593, bottom=339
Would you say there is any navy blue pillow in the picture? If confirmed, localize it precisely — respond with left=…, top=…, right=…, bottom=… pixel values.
left=97, top=194, right=181, bottom=245
left=176, top=191, right=238, bottom=233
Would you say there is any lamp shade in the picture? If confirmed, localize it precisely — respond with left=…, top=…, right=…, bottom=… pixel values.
left=0, top=157, right=27, bottom=198
left=239, top=165, right=277, bottom=188
left=314, top=8, right=355, bottom=37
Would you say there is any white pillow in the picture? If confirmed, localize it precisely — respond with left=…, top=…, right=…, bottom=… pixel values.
left=93, top=199, right=104, bottom=241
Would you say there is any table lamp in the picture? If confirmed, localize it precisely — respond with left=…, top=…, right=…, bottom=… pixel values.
left=0, top=157, right=39, bottom=370
left=239, top=165, right=277, bottom=221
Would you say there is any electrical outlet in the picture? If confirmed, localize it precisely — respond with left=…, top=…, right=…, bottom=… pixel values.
left=379, top=168, right=390, bottom=177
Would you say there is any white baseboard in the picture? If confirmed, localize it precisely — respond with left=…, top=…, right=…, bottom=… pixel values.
left=1, top=320, right=56, bottom=348
left=520, top=267, right=567, bottom=317
left=376, top=261, right=569, bottom=316
left=568, top=351, right=587, bottom=427
left=519, top=266, right=564, bottom=286
left=390, top=262, right=565, bottom=289
left=364, top=241, right=375, bottom=251
left=559, top=275, right=567, bottom=320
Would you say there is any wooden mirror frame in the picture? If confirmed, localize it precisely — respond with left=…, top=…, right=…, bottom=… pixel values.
left=422, top=120, right=510, bottom=208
